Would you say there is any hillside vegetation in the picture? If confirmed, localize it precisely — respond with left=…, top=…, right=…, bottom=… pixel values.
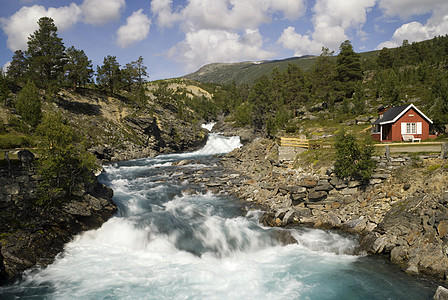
left=201, top=37, right=448, bottom=139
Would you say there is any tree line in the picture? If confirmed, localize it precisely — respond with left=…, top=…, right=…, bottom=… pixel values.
left=211, top=35, right=448, bottom=135
left=4, top=17, right=148, bottom=96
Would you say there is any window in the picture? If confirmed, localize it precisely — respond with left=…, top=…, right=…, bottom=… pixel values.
left=401, top=122, right=422, bottom=135
left=406, top=122, right=416, bottom=134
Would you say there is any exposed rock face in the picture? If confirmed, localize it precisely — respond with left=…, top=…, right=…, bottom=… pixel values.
left=0, top=162, right=117, bottom=282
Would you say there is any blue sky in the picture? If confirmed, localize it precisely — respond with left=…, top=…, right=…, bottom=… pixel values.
left=1, top=0, right=447, bottom=80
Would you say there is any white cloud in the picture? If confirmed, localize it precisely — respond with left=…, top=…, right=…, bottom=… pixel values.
left=153, top=0, right=306, bottom=30
left=152, top=0, right=306, bottom=71
left=311, top=0, right=376, bottom=50
left=277, top=0, right=376, bottom=55
left=376, top=5, right=448, bottom=49
left=168, top=28, right=274, bottom=72
left=151, top=0, right=181, bottom=28
left=378, top=0, right=448, bottom=18
left=277, top=26, right=323, bottom=56
left=81, top=0, right=126, bottom=25
left=117, top=9, right=151, bottom=48
left=0, top=3, right=82, bottom=51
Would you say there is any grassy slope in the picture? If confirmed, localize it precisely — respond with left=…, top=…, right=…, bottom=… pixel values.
left=183, top=52, right=379, bottom=85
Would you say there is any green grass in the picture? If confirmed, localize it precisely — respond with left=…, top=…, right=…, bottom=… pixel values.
left=0, top=133, right=32, bottom=149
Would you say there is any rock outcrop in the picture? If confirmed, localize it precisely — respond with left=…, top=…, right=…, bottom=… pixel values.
left=0, top=159, right=117, bottom=281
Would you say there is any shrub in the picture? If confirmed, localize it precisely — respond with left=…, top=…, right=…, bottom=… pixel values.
left=334, top=130, right=376, bottom=180
left=15, top=81, right=42, bottom=128
left=36, top=112, right=98, bottom=205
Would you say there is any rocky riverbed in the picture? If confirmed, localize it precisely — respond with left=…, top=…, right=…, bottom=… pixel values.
left=168, top=137, right=448, bottom=283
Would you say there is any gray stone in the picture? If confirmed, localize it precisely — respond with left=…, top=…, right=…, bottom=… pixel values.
left=308, top=190, right=327, bottom=202
left=330, top=177, right=348, bottom=189
left=342, top=218, right=367, bottom=233
left=371, top=173, right=391, bottom=179
left=348, top=180, right=362, bottom=188
left=275, top=207, right=289, bottom=219
left=282, top=209, right=296, bottom=226
left=0, top=183, right=20, bottom=195
left=434, top=286, right=448, bottom=300
left=16, top=175, right=29, bottom=183
left=315, top=183, right=333, bottom=191
left=369, top=178, right=382, bottom=185
left=405, top=265, right=419, bottom=276
left=340, top=187, right=358, bottom=195
left=290, top=186, right=307, bottom=194
left=291, top=192, right=307, bottom=203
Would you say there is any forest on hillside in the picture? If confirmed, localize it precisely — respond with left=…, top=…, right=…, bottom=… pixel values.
left=208, top=36, right=448, bottom=136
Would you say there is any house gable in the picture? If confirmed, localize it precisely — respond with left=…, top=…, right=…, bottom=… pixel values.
left=375, top=104, right=433, bottom=125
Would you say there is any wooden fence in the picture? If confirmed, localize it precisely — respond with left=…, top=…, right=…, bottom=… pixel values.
left=278, top=137, right=332, bottom=149
left=279, top=137, right=447, bottom=156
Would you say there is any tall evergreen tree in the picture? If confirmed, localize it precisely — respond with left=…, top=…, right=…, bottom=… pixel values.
left=337, top=40, right=362, bottom=83
left=7, top=50, right=28, bottom=85
left=65, top=46, right=94, bottom=92
left=248, top=75, right=271, bottom=131
left=311, top=47, right=338, bottom=106
left=26, top=17, right=66, bottom=89
left=282, top=63, right=308, bottom=115
left=96, top=55, right=121, bottom=94
left=377, top=47, right=394, bottom=68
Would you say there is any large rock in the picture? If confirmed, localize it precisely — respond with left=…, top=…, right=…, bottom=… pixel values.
left=434, top=286, right=448, bottom=300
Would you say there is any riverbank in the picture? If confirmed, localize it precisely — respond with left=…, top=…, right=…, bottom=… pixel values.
left=0, top=156, right=117, bottom=282
left=211, top=137, right=448, bottom=283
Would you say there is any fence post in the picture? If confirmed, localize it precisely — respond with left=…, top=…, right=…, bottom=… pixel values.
left=441, top=142, right=448, bottom=159
left=385, top=145, right=390, bottom=162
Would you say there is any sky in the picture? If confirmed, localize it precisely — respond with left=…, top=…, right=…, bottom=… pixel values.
left=0, top=0, right=447, bottom=81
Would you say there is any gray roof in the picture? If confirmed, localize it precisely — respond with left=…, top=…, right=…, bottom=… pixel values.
left=373, top=104, right=433, bottom=125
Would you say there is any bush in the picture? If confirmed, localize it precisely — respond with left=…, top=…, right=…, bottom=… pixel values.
left=334, top=130, right=376, bottom=180
left=15, top=81, right=42, bottom=128
left=36, top=112, right=98, bottom=205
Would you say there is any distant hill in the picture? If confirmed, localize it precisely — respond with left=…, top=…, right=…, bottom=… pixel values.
left=183, top=56, right=318, bottom=85
left=183, top=51, right=380, bottom=85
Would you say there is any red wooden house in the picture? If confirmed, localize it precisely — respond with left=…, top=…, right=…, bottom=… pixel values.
left=371, top=104, right=433, bottom=142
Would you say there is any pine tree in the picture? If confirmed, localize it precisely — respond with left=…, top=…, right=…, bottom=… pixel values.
left=96, top=55, right=121, bottom=94
left=65, top=46, right=94, bottom=92
left=377, top=47, right=394, bottom=68
left=337, top=40, right=362, bottom=83
left=311, top=47, right=338, bottom=106
left=26, top=17, right=66, bottom=89
left=248, top=75, right=271, bottom=131
left=7, top=50, right=28, bottom=85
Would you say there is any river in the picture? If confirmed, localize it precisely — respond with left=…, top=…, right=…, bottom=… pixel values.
left=0, top=133, right=437, bottom=299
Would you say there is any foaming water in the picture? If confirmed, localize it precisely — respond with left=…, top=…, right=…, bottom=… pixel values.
left=0, top=134, right=436, bottom=299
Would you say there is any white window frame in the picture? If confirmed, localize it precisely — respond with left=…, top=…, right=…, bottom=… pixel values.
left=406, top=122, right=416, bottom=134
left=401, top=122, right=422, bottom=135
